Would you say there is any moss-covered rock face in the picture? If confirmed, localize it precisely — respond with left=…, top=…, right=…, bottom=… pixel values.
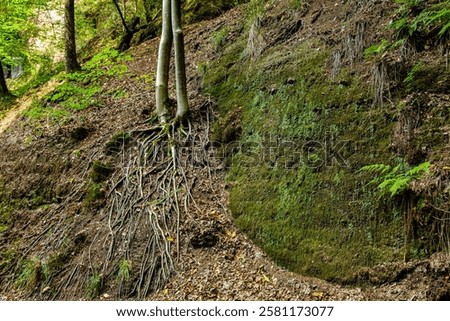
left=203, top=18, right=408, bottom=281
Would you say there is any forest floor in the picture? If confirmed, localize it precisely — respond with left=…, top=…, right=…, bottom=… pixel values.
left=0, top=79, right=60, bottom=135
left=0, top=0, right=449, bottom=301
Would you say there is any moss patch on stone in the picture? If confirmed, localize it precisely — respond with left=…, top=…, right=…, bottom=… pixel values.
left=204, top=33, right=407, bottom=281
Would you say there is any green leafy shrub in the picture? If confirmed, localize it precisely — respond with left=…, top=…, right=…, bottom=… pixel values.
left=47, top=82, right=101, bottom=111
left=23, top=100, right=70, bottom=122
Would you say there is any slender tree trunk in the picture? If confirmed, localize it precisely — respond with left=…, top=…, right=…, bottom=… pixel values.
left=64, top=0, right=80, bottom=73
left=171, top=0, right=189, bottom=120
left=112, top=0, right=130, bottom=33
left=155, top=0, right=172, bottom=123
left=0, top=60, right=11, bottom=97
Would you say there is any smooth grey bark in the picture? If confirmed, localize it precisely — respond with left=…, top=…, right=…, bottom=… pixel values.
left=155, top=0, right=189, bottom=123
left=171, top=0, right=188, bottom=119
left=155, top=0, right=172, bottom=123
left=64, top=0, right=80, bottom=73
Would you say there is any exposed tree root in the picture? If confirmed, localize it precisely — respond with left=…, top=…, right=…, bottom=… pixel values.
left=102, top=126, right=189, bottom=298
left=0, top=102, right=215, bottom=300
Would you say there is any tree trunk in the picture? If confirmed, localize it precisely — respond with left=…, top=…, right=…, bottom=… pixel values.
left=112, top=0, right=130, bottom=33
left=0, top=60, right=11, bottom=97
left=64, top=0, right=80, bottom=73
left=171, top=0, right=189, bottom=120
left=117, top=17, right=141, bottom=52
left=155, top=0, right=172, bottom=123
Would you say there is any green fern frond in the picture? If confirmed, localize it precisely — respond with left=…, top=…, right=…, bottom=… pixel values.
left=362, top=161, right=431, bottom=198
left=438, top=21, right=450, bottom=37
left=360, top=164, right=391, bottom=173
left=388, top=177, right=411, bottom=197
left=405, top=161, right=430, bottom=176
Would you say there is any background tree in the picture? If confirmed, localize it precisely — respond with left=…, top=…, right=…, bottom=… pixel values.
left=0, top=61, right=11, bottom=97
left=0, top=0, right=41, bottom=97
left=64, top=0, right=80, bottom=72
left=155, top=0, right=188, bottom=123
left=113, top=0, right=147, bottom=51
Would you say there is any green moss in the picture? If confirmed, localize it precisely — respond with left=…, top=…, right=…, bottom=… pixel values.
left=105, top=132, right=131, bottom=154
left=204, top=34, right=405, bottom=281
left=0, top=247, right=16, bottom=273
left=404, top=62, right=450, bottom=93
left=90, top=161, right=114, bottom=183
left=42, top=252, right=70, bottom=282
left=83, top=182, right=105, bottom=208
left=16, top=258, right=42, bottom=291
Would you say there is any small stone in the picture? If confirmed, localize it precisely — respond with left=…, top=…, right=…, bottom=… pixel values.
left=42, top=286, right=51, bottom=294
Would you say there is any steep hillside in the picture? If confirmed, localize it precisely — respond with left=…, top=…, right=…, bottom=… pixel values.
left=0, top=0, right=449, bottom=300
left=203, top=0, right=450, bottom=282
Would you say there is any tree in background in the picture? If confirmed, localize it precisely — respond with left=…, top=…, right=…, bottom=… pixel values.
left=0, top=61, right=11, bottom=97
left=64, top=0, right=80, bottom=72
left=0, top=0, right=43, bottom=97
left=155, top=0, right=188, bottom=123
left=113, top=0, right=147, bottom=51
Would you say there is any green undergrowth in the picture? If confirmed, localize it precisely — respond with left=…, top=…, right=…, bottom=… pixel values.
left=11, top=58, right=64, bottom=97
left=392, top=0, right=450, bottom=42
left=0, top=200, right=13, bottom=234
left=364, top=1, right=450, bottom=64
left=24, top=48, right=132, bottom=122
left=1, top=59, right=64, bottom=121
left=0, top=95, right=16, bottom=121
left=204, top=33, right=407, bottom=282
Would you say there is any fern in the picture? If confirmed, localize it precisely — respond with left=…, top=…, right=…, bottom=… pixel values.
left=405, top=161, right=431, bottom=176
left=360, top=163, right=391, bottom=173
left=439, top=21, right=450, bottom=36
left=391, top=1, right=450, bottom=41
left=361, top=161, right=430, bottom=197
